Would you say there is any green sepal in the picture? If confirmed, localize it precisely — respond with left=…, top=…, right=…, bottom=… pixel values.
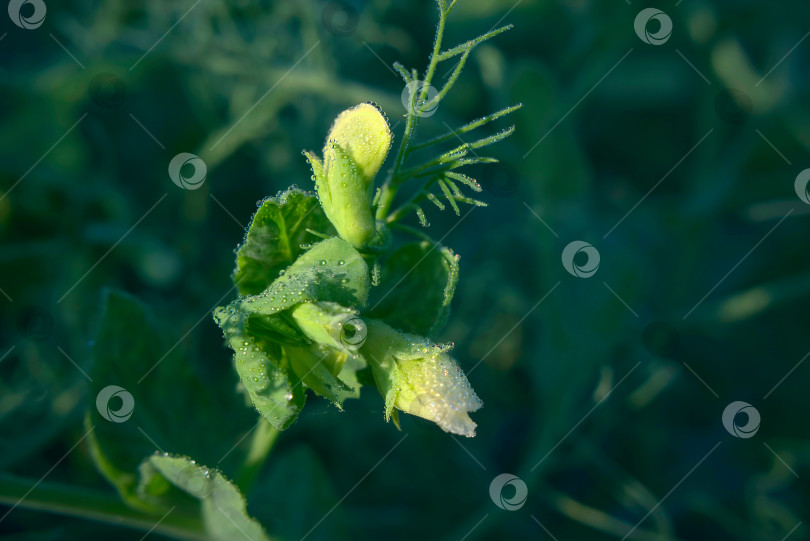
left=320, top=143, right=377, bottom=249
left=304, top=150, right=328, bottom=202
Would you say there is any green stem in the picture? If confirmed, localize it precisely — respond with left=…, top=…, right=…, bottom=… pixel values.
left=390, top=223, right=437, bottom=244
left=387, top=178, right=434, bottom=224
left=420, top=3, right=447, bottom=103
left=375, top=183, right=398, bottom=221
left=376, top=1, right=448, bottom=222
left=0, top=474, right=207, bottom=541
left=235, top=419, right=280, bottom=493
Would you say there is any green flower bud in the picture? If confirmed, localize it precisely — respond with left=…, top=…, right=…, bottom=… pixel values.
left=286, top=302, right=368, bottom=407
left=285, top=343, right=355, bottom=406
left=290, top=301, right=368, bottom=361
left=305, top=103, right=392, bottom=249
left=360, top=319, right=483, bottom=437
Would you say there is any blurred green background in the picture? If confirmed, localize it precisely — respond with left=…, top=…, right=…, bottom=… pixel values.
left=2, top=0, right=809, bottom=539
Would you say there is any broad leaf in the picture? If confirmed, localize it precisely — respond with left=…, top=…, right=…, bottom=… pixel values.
left=215, top=238, right=370, bottom=423
left=249, top=446, right=342, bottom=541
left=86, top=290, right=254, bottom=510
left=213, top=307, right=306, bottom=431
left=239, top=236, right=370, bottom=315
left=368, top=241, right=459, bottom=337
left=233, top=188, right=335, bottom=296
left=140, top=454, right=271, bottom=541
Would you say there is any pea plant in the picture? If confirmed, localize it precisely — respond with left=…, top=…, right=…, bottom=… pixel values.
left=75, top=1, right=520, bottom=539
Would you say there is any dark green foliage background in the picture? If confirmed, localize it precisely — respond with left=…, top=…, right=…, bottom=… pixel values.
left=1, top=0, right=809, bottom=539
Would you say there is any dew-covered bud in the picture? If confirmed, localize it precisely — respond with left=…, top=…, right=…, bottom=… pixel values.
left=290, top=301, right=367, bottom=359
left=359, top=319, right=483, bottom=437
left=325, top=103, right=392, bottom=183
left=287, top=302, right=368, bottom=406
left=305, top=103, right=392, bottom=249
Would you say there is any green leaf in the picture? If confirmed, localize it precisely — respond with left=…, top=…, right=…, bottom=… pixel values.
left=140, top=454, right=271, bottom=541
left=213, top=307, right=306, bottom=431
left=233, top=188, right=335, bottom=296
left=86, top=290, right=255, bottom=511
left=239, top=236, right=370, bottom=315
left=215, top=238, right=370, bottom=426
left=368, top=241, right=459, bottom=337
left=248, top=446, right=342, bottom=541
left=410, top=104, right=523, bottom=151
left=436, top=24, right=513, bottom=61
left=246, top=311, right=311, bottom=347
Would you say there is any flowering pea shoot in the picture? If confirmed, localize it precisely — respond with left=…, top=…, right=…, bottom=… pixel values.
left=214, top=1, right=520, bottom=437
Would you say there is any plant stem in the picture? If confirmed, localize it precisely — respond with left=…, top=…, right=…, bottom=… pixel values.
left=390, top=223, right=437, bottom=245
left=376, top=1, right=448, bottom=222
left=375, top=183, right=398, bottom=221
left=0, top=474, right=207, bottom=540
left=235, top=418, right=280, bottom=493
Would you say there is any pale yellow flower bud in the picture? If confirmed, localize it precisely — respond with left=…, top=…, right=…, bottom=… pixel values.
left=305, top=103, right=392, bottom=249
left=360, top=319, right=483, bottom=437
